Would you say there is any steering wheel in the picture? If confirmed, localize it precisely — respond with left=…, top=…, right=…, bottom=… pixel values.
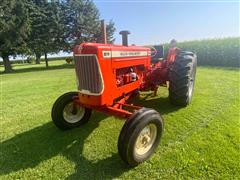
left=145, top=46, right=157, bottom=57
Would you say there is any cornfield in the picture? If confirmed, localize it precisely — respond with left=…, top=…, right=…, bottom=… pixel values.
left=156, top=37, right=240, bottom=67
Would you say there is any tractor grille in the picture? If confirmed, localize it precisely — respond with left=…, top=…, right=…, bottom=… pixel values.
left=74, top=55, right=103, bottom=94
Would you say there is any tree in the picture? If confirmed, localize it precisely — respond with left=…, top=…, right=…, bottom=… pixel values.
left=0, top=0, right=31, bottom=72
left=62, top=0, right=100, bottom=50
left=28, top=0, right=64, bottom=66
left=28, top=0, right=115, bottom=67
left=27, top=0, right=46, bottom=64
left=61, top=0, right=116, bottom=50
left=42, top=1, right=65, bottom=67
left=0, top=0, right=116, bottom=72
left=106, top=20, right=116, bottom=44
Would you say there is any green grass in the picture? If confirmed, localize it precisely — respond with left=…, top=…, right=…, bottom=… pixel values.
left=0, top=61, right=239, bottom=179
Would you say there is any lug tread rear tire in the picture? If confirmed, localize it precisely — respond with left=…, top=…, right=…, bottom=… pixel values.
left=169, top=51, right=197, bottom=106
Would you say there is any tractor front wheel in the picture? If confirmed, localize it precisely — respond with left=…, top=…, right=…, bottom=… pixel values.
left=169, top=51, right=197, bottom=106
left=118, top=108, right=164, bottom=166
left=51, top=92, right=92, bottom=130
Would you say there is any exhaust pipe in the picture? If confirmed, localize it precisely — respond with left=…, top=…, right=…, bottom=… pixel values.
left=119, top=30, right=130, bottom=46
left=101, top=20, right=107, bottom=44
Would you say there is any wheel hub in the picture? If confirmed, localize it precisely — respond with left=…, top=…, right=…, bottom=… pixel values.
left=63, top=102, right=85, bottom=123
left=188, top=78, right=194, bottom=98
left=134, top=124, right=157, bottom=156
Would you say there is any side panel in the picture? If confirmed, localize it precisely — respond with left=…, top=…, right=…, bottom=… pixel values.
left=95, top=45, right=151, bottom=105
left=110, top=46, right=151, bottom=98
left=97, top=45, right=116, bottom=105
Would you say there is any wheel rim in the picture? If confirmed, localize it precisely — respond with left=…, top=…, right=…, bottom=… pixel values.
left=63, top=102, right=85, bottom=123
left=134, top=123, right=157, bottom=156
left=189, top=63, right=196, bottom=99
left=188, top=79, right=194, bottom=98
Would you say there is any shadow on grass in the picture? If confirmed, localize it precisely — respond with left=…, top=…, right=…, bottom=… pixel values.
left=0, top=95, right=180, bottom=179
left=0, top=63, right=74, bottom=74
left=136, top=93, right=181, bottom=115
left=0, top=112, right=128, bottom=179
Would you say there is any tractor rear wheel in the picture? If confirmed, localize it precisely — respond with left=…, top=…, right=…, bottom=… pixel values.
left=51, top=92, right=92, bottom=130
left=118, top=108, right=164, bottom=166
left=169, top=51, right=197, bottom=106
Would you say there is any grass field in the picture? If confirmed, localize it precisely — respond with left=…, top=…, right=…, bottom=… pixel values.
left=0, top=61, right=239, bottom=179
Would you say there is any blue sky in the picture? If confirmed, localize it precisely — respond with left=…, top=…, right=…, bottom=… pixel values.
left=94, top=0, right=239, bottom=45
left=2, top=0, right=239, bottom=61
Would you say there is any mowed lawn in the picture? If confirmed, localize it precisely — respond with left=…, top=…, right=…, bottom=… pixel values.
left=0, top=61, right=239, bottom=179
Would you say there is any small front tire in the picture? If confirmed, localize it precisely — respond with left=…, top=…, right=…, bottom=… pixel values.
left=118, top=108, right=164, bottom=166
left=51, top=92, right=92, bottom=130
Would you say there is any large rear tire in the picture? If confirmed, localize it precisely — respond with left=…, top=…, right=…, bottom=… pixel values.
left=118, top=108, right=164, bottom=166
left=51, top=92, right=92, bottom=130
left=169, top=51, right=197, bottom=106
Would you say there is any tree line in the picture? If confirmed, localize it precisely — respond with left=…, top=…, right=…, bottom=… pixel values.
left=0, top=0, right=116, bottom=72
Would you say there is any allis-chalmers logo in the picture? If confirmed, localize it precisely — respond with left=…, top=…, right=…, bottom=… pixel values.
left=120, top=51, right=141, bottom=56
left=103, top=51, right=148, bottom=58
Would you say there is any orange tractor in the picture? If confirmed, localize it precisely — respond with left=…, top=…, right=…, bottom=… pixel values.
left=51, top=29, right=197, bottom=166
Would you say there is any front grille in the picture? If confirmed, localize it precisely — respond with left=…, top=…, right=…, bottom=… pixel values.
left=74, top=55, right=103, bottom=94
